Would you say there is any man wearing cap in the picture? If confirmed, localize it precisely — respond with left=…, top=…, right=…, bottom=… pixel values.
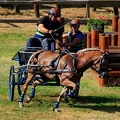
left=26, top=7, right=62, bottom=51
left=62, top=19, right=84, bottom=53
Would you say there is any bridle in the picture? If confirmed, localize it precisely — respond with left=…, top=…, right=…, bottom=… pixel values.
left=91, top=52, right=109, bottom=78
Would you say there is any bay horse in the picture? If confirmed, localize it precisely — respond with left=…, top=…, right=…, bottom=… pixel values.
left=18, top=48, right=108, bottom=112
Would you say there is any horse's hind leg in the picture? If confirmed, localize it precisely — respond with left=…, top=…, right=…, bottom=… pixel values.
left=26, top=79, right=42, bottom=103
left=19, top=72, right=34, bottom=107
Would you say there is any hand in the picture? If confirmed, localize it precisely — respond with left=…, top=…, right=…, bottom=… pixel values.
left=48, top=30, right=54, bottom=34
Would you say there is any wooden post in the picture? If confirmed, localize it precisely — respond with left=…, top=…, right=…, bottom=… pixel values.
left=92, top=7, right=96, bottom=12
left=112, top=16, right=119, bottom=32
left=86, top=4, right=90, bottom=18
left=99, top=35, right=109, bottom=87
left=106, top=34, right=111, bottom=46
left=100, top=36, right=109, bottom=50
left=87, top=33, right=91, bottom=48
left=91, top=30, right=99, bottom=47
left=118, top=19, right=120, bottom=46
left=99, top=33, right=105, bottom=48
left=113, top=7, right=119, bottom=16
left=14, top=5, right=20, bottom=14
left=34, top=4, right=39, bottom=18
left=99, top=78, right=108, bottom=87
left=111, top=34, right=118, bottom=46
left=83, top=33, right=87, bottom=48
left=14, top=0, right=20, bottom=14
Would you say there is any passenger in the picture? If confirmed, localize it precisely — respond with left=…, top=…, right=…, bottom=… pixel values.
left=25, top=7, right=62, bottom=51
left=62, top=19, right=84, bottom=53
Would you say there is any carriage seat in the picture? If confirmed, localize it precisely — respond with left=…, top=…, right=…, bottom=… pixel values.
left=26, top=37, right=56, bottom=52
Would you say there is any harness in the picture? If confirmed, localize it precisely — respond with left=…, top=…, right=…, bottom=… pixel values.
left=91, top=53, right=109, bottom=78
left=50, top=50, right=79, bottom=74
left=50, top=51, right=66, bottom=70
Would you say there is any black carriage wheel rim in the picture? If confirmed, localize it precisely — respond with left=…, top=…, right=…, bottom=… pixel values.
left=9, top=66, right=15, bottom=101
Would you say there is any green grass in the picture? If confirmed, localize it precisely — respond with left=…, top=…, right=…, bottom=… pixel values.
left=0, top=14, right=120, bottom=120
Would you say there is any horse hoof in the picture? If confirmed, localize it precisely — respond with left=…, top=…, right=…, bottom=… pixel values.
left=19, top=102, right=24, bottom=107
left=53, top=108, right=60, bottom=112
left=26, top=96, right=32, bottom=103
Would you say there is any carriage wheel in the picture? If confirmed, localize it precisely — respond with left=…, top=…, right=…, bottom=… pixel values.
left=9, top=66, right=15, bottom=101
left=116, top=78, right=120, bottom=86
left=108, top=77, right=117, bottom=87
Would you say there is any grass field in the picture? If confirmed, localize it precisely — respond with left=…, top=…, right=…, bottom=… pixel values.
left=0, top=6, right=120, bottom=120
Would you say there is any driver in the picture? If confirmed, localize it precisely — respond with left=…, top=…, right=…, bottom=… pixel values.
left=25, top=7, right=62, bottom=50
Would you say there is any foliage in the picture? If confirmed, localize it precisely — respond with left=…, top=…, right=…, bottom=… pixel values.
left=87, top=16, right=110, bottom=32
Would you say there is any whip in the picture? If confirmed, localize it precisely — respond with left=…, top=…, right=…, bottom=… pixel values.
left=53, top=18, right=75, bottom=32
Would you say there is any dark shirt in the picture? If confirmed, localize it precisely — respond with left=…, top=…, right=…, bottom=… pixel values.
left=37, top=16, right=62, bottom=37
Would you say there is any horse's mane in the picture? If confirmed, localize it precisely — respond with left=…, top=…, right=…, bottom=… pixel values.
left=77, top=48, right=102, bottom=54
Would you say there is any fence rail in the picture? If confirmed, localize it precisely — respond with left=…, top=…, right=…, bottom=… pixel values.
left=0, top=0, right=120, bottom=22
left=0, top=0, right=120, bottom=6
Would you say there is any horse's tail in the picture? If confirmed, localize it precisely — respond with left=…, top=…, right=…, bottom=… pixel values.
left=28, top=49, right=44, bottom=65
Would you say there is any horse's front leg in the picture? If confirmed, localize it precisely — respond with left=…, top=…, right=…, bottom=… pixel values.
left=19, top=72, right=34, bottom=107
left=74, top=80, right=81, bottom=98
left=60, top=76, right=78, bottom=98
left=53, top=86, right=68, bottom=112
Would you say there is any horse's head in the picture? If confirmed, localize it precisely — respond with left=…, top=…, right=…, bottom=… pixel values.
left=76, top=48, right=109, bottom=78
left=92, top=49, right=109, bottom=78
